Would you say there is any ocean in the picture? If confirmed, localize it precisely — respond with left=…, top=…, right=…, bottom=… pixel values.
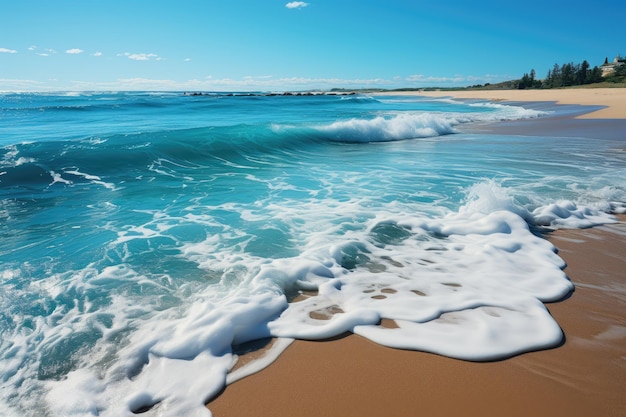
left=1, top=91, right=624, bottom=417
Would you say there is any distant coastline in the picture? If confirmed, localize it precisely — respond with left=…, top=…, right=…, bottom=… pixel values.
left=183, top=91, right=357, bottom=97
left=182, top=86, right=626, bottom=120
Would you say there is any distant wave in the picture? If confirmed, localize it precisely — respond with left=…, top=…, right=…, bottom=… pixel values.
left=0, top=99, right=549, bottom=191
left=3, top=100, right=171, bottom=114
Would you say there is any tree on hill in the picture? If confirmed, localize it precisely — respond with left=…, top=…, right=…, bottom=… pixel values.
left=517, top=68, right=542, bottom=89
left=530, top=59, right=603, bottom=88
left=577, top=60, right=590, bottom=84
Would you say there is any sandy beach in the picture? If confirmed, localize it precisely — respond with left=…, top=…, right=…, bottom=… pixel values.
left=207, top=88, right=626, bottom=417
left=402, top=88, right=626, bottom=119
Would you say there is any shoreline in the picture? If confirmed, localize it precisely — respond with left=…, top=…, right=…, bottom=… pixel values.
left=385, top=88, right=626, bottom=140
left=209, top=218, right=626, bottom=417
left=208, top=88, right=625, bottom=416
left=385, top=88, right=626, bottom=119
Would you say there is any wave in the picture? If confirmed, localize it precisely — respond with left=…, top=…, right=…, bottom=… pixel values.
left=0, top=93, right=188, bottom=118
left=0, top=123, right=319, bottom=192
left=313, top=113, right=457, bottom=142
left=459, top=179, right=622, bottom=227
left=309, top=105, right=546, bottom=143
left=2, top=101, right=172, bottom=114
left=0, top=99, right=551, bottom=192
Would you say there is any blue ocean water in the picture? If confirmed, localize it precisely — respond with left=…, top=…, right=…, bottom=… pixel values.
left=1, top=92, right=624, bottom=417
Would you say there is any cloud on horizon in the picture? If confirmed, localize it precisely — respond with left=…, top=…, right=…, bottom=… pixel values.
left=285, top=2, right=308, bottom=9
left=406, top=74, right=467, bottom=84
left=406, top=73, right=514, bottom=85
left=92, top=52, right=103, bottom=57
left=0, top=78, right=46, bottom=91
left=0, top=72, right=513, bottom=92
left=0, top=48, right=18, bottom=54
left=66, top=48, right=84, bottom=54
left=57, top=75, right=399, bottom=92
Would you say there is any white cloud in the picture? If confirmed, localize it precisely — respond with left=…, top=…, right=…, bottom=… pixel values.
left=28, top=45, right=37, bottom=51
left=66, top=48, right=84, bottom=54
left=51, top=75, right=381, bottom=92
left=92, top=52, right=103, bottom=57
left=124, top=52, right=160, bottom=61
left=0, top=48, right=18, bottom=54
left=405, top=73, right=511, bottom=86
left=36, top=48, right=57, bottom=56
left=406, top=74, right=465, bottom=83
left=285, top=2, right=308, bottom=9
left=0, top=70, right=513, bottom=92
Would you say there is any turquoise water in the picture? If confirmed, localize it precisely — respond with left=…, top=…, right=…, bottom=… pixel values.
left=1, top=92, right=624, bottom=417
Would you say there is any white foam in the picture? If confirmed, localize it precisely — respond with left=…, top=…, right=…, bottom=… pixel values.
left=1, top=181, right=617, bottom=417
left=63, top=169, right=117, bottom=190
left=1, top=144, right=37, bottom=167
left=269, top=209, right=572, bottom=355
left=532, top=200, right=617, bottom=228
left=316, top=113, right=458, bottom=142
left=48, top=170, right=72, bottom=185
left=314, top=104, right=545, bottom=142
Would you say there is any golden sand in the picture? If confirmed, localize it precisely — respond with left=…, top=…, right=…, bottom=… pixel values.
left=400, top=88, right=626, bottom=119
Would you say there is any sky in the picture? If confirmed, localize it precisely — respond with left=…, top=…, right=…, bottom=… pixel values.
left=1, top=0, right=625, bottom=91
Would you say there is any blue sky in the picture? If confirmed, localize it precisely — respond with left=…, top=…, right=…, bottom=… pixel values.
left=1, top=0, right=625, bottom=91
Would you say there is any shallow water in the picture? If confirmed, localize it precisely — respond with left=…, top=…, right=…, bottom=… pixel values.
left=0, top=92, right=624, bottom=417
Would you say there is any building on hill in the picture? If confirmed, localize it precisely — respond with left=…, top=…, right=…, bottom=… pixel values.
left=601, top=54, right=626, bottom=76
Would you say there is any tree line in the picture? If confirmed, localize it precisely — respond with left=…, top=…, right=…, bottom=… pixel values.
left=517, top=60, right=606, bottom=89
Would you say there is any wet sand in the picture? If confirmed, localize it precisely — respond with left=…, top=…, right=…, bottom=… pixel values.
left=209, top=218, right=625, bottom=417
left=208, top=90, right=625, bottom=417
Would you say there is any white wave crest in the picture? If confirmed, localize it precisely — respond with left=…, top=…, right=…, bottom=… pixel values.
left=316, top=113, right=458, bottom=142
left=315, top=104, right=546, bottom=143
left=459, top=179, right=618, bottom=229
